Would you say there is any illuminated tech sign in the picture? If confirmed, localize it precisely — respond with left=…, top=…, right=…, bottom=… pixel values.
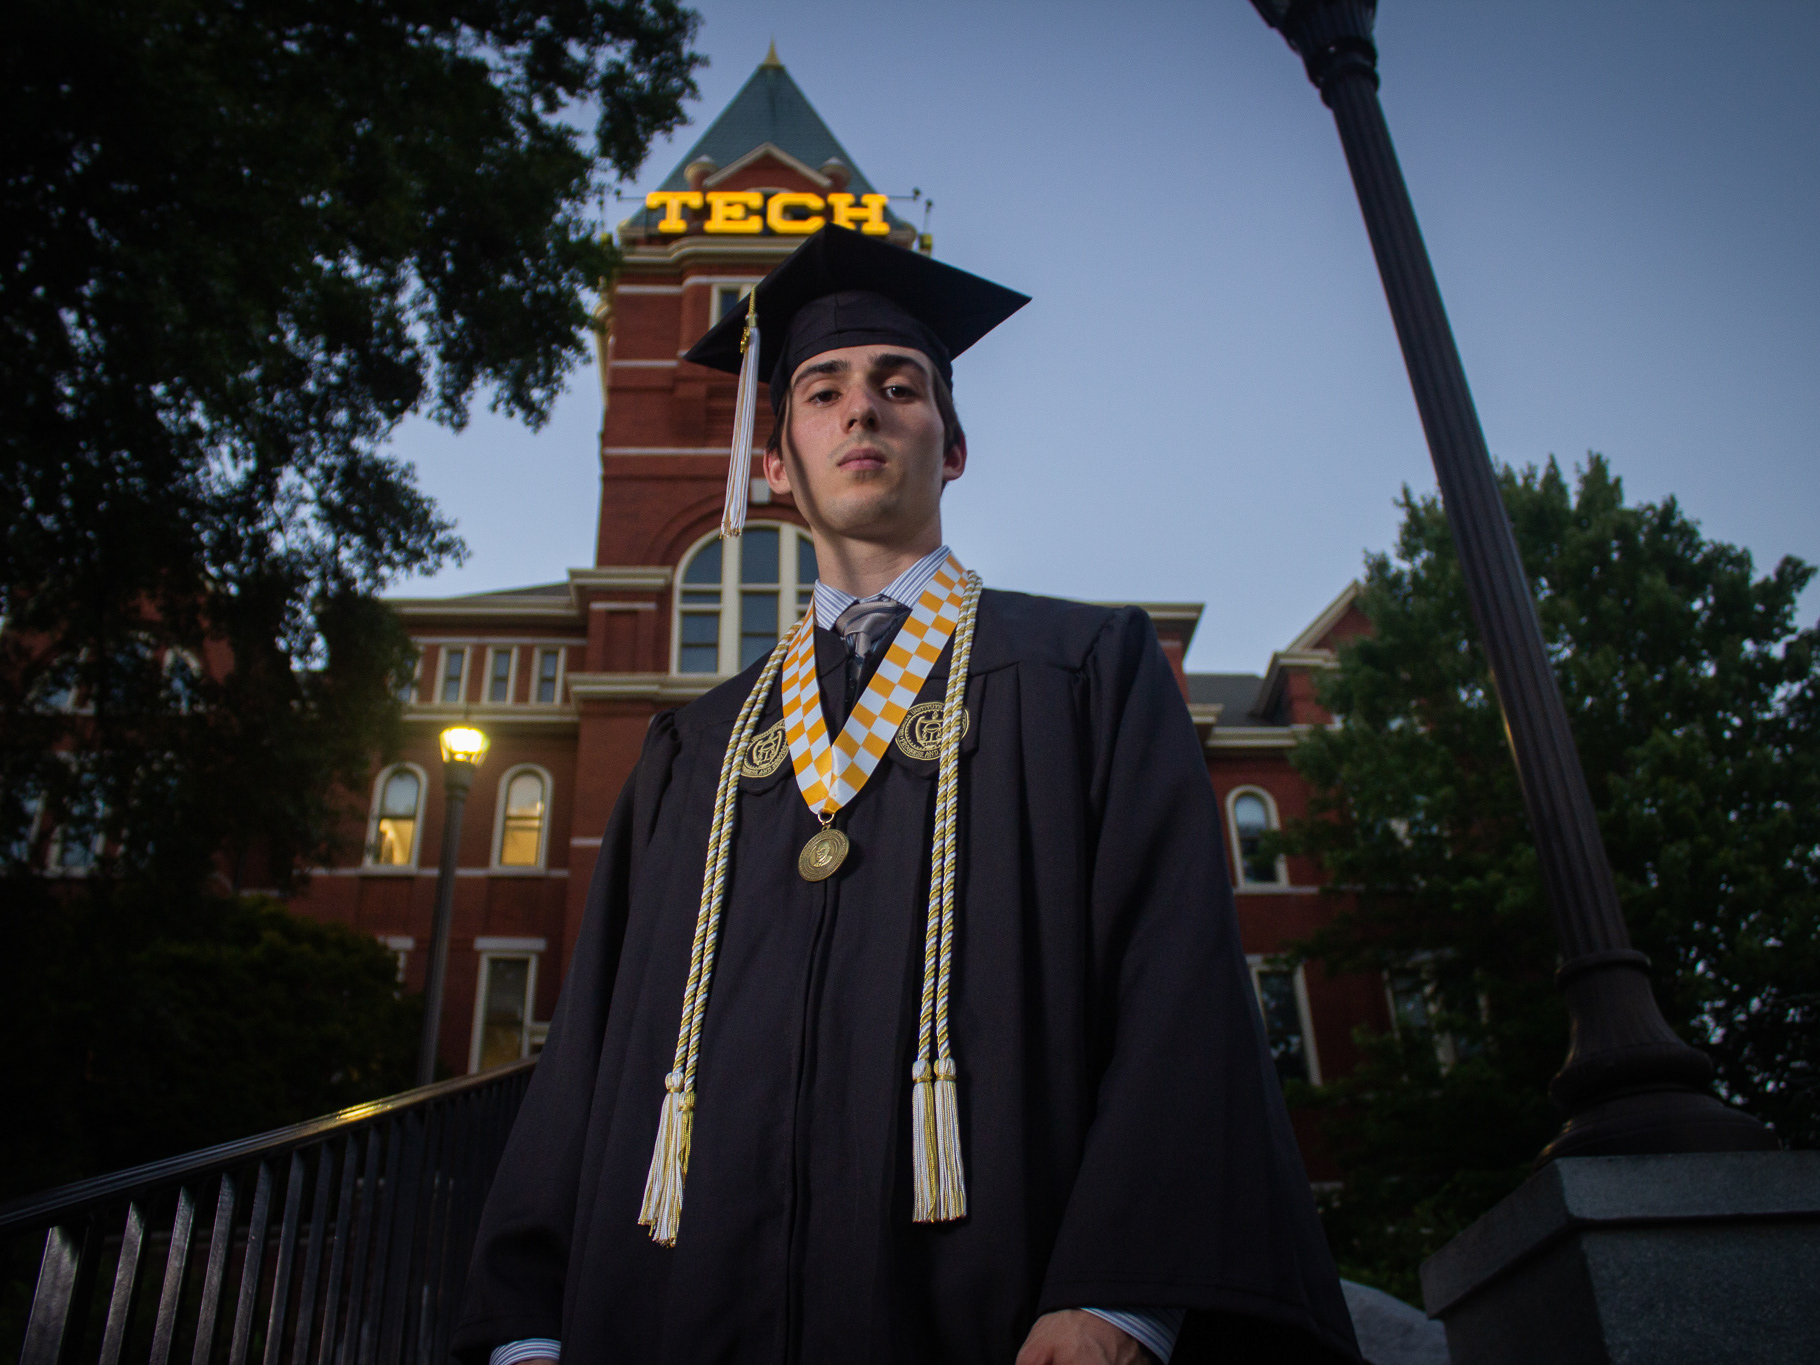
left=644, top=190, right=891, bottom=236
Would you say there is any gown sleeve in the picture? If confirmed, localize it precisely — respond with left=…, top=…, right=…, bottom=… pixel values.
left=451, top=715, right=681, bottom=1363
left=1035, top=609, right=1361, bottom=1364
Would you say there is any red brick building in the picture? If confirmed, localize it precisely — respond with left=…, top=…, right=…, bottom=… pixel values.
left=285, top=53, right=1387, bottom=1160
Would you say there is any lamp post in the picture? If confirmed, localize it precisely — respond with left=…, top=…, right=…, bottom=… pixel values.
left=416, top=724, right=490, bottom=1089
left=1249, top=0, right=1773, bottom=1161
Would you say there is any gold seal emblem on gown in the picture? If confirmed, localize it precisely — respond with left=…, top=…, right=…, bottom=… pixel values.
left=798, top=826, right=850, bottom=881
left=741, top=720, right=787, bottom=778
left=894, top=701, right=969, bottom=762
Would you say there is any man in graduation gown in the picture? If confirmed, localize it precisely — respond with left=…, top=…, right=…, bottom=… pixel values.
left=453, top=226, right=1361, bottom=1365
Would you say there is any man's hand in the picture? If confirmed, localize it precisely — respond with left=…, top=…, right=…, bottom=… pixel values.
left=1015, top=1309, right=1152, bottom=1365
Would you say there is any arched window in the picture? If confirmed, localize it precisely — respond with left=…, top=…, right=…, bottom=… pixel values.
left=674, top=524, right=818, bottom=675
left=494, top=765, right=551, bottom=868
left=1229, top=787, right=1286, bottom=887
left=367, top=764, right=425, bottom=868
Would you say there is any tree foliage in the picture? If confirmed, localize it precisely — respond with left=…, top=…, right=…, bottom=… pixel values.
left=1, top=0, right=702, bottom=887
left=1279, top=455, right=1820, bottom=1298
left=0, top=880, right=422, bottom=1203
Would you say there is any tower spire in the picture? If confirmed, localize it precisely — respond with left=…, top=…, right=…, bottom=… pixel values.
left=762, top=39, right=782, bottom=69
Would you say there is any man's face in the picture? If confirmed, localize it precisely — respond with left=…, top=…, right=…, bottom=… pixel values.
left=762, top=344, right=965, bottom=546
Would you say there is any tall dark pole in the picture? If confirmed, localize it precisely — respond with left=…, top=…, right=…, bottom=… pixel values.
left=1252, top=0, right=1773, bottom=1161
left=416, top=757, right=475, bottom=1089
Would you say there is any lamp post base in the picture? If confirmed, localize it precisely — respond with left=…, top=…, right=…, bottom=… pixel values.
left=1421, top=1152, right=1820, bottom=1365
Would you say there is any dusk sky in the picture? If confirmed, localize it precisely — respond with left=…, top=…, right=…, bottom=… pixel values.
left=386, top=0, right=1820, bottom=673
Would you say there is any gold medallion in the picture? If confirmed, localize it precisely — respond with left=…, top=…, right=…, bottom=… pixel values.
left=742, top=720, right=787, bottom=778
left=894, top=701, right=970, bottom=762
left=798, top=826, right=850, bottom=882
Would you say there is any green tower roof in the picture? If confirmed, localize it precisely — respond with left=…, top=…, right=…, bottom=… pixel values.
left=654, top=46, right=884, bottom=197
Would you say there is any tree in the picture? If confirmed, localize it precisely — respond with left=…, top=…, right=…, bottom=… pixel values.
left=0, top=879, right=422, bottom=1203
left=1, top=0, right=702, bottom=888
left=1278, top=455, right=1820, bottom=1299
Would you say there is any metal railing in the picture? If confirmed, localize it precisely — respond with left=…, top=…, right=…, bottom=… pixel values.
left=2, top=1060, right=535, bottom=1365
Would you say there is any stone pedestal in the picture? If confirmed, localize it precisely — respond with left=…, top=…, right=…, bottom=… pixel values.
left=1420, top=1152, right=1820, bottom=1364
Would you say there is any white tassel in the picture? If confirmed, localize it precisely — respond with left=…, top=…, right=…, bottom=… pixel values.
left=930, top=1056, right=968, bottom=1220
left=910, top=1059, right=938, bottom=1222
left=720, top=293, right=760, bottom=539
left=637, top=1070, right=694, bottom=1245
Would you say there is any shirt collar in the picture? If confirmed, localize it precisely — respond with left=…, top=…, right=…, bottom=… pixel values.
left=811, top=543, right=952, bottom=631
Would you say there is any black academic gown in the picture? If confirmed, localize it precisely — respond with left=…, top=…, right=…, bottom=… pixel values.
left=453, top=591, right=1361, bottom=1365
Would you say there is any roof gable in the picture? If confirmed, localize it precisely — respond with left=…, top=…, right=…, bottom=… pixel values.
left=656, top=52, right=882, bottom=198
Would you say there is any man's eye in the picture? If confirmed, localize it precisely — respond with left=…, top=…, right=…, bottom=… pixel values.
left=807, top=387, right=838, bottom=403
left=885, top=384, right=916, bottom=399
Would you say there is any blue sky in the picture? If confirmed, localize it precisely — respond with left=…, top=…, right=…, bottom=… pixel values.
left=387, top=0, right=1820, bottom=673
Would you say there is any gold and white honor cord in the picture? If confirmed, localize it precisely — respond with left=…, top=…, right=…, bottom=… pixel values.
left=638, top=630, right=790, bottom=1245
left=911, top=568, right=981, bottom=1222
left=639, top=570, right=985, bottom=1244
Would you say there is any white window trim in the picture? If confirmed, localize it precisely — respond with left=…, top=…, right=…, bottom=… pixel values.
left=436, top=643, right=472, bottom=706
left=490, top=763, right=554, bottom=870
left=469, top=949, right=541, bottom=1074
left=1227, top=785, right=1289, bottom=888
left=485, top=645, right=519, bottom=706
left=532, top=645, right=568, bottom=706
left=1246, top=954, right=1322, bottom=1086
left=364, top=761, right=429, bottom=869
left=671, top=522, right=812, bottom=677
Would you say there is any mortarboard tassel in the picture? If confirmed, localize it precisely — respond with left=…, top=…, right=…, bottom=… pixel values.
left=719, top=287, right=761, bottom=539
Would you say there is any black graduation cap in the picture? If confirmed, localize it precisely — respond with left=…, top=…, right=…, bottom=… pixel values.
left=684, top=225, right=1029, bottom=536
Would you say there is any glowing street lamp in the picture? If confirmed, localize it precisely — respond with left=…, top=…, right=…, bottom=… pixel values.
left=416, top=724, right=491, bottom=1087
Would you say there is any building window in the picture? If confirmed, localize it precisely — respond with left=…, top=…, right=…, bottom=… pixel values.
left=367, top=764, right=425, bottom=867
left=383, top=935, right=415, bottom=984
left=713, top=282, right=753, bottom=323
left=535, top=648, right=562, bottom=704
left=1248, top=957, right=1320, bottom=1086
left=1229, top=788, right=1286, bottom=886
left=494, top=766, right=550, bottom=868
left=440, top=647, right=467, bottom=704
left=487, top=647, right=514, bottom=704
left=674, top=524, right=817, bottom=675
left=470, top=945, right=541, bottom=1072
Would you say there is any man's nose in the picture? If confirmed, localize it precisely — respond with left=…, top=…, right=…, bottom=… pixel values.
left=842, top=393, right=879, bottom=430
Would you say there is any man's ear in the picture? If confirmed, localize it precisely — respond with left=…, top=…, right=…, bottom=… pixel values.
left=763, top=444, right=792, bottom=495
left=941, top=432, right=968, bottom=486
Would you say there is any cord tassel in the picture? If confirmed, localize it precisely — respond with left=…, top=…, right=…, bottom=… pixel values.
left=638, top=629, right=792, bottom=1246
left=637, top=1070, right=694, bottom=1245
left=910, top=1058, right=940, bottom=1222
left=720, top=290, right=760, bottom=539
left=910, top=570, right=982, bottom=1223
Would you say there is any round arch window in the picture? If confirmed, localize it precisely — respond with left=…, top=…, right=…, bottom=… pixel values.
left=676, top=524, right=818, bottom=674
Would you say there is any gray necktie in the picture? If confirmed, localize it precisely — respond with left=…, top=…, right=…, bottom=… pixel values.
left=833, top=597, right=909, bottom=718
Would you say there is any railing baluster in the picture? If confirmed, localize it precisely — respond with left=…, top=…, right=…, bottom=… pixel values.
left=20, top=1225, right=83, bottom=1365
left=192, top=1174, right=241, bottom=1365
left=427, top=1099, right=475, bottom=1365
left=227, top=1161, right=275, bottom=1365
left=377, top=1110, right=429, bottom=1365
left=289, top=1144, right=335, bottom=1365
left=356, top=1120, right=406, bottom=1365
left=149, top=1185, right=199, bottom=1365
left=336, top=1130, right=382, bottom=1365
left=315, top=1135, right=359, bottom=1365
left=260, top=1151, right=308, bottom=1365
left=98, top=1200, right=149, bottom=1365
